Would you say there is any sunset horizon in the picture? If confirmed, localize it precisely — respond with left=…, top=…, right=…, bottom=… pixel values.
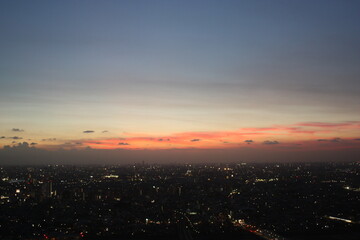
left=1, top=0, right=359, bottom=163
left=1, top=2, right=359, bottom=239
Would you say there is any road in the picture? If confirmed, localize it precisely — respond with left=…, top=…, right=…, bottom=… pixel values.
left=233, top=220, right=287, bottom=240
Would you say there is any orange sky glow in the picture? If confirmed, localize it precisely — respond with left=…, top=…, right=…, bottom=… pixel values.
left=24, top=121, right=359, bottom=152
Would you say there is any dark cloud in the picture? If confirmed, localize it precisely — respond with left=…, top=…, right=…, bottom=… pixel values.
left=354, top=138, right=360, bottom=141
left=330, top=137, right=342, bottom=143
left=244, top=140, right=254, bottom=144
left=263, top=140, right=279, bottom=145
left=56, top=142, right=79, bottom=148
left=3, top=142, right=33, bottom=150
left=12, top=128, right=24, bottom=132
left=30, top=142, right=37, bottom=145
left=42, top=138, right=57, bottom=141
left=0, top=136, right=5, bottom=139
left=158, top=138, right=170, bottom=141
left=102, top=130, right=109, bottom=133
left=83, top=130, right=95, bottom=133
left=10, top=136, right=23, bottom=140
left=190, top=139, right=201, bottom=142
left=318, top=138, right=343, bottom=143
left=12, top=141, right=17, bottom=144
left=57, top=141, right=92, bottom=148
left=118, top=142, right=130, bottom=145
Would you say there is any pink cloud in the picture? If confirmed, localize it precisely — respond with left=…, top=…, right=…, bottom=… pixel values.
left=297, top=121, right=360, bottom=128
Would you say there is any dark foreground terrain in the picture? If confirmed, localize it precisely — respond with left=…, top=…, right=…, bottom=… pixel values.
left=0, top=162, right=359, bottom=240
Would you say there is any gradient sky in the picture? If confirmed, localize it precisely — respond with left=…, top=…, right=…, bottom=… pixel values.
left=1, top=1, right=360, bottom=163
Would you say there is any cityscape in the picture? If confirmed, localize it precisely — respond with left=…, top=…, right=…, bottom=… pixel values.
left=0, top=162, right=359, bottom=240
left=1, top=1, right=360, bottom=239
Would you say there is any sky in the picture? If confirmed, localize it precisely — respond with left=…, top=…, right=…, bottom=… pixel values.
left=0, top=0, right=360, bottom=164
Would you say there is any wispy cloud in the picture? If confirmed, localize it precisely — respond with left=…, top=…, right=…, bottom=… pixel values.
left=263, top=140, right=279, bottom=145
left=190, top=139, right=201, bottom=142
left=10, top=136, right=23, bottom=140
left=297, top=121, right=360, bottom=128
left=42, top=138, right=57, bottom=141
left=83, top=130, right=95, bottom=133
left=12, top=128, right=24, bottom=132
left=330, top=138, right=342, bottom=142
left=317, top=139, right=328, bottom=142
left=317, top=138, right=342, bottom=142
left=118, top=142, right=130, bottom=146
left=158, top=138, right=170, bottom=141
